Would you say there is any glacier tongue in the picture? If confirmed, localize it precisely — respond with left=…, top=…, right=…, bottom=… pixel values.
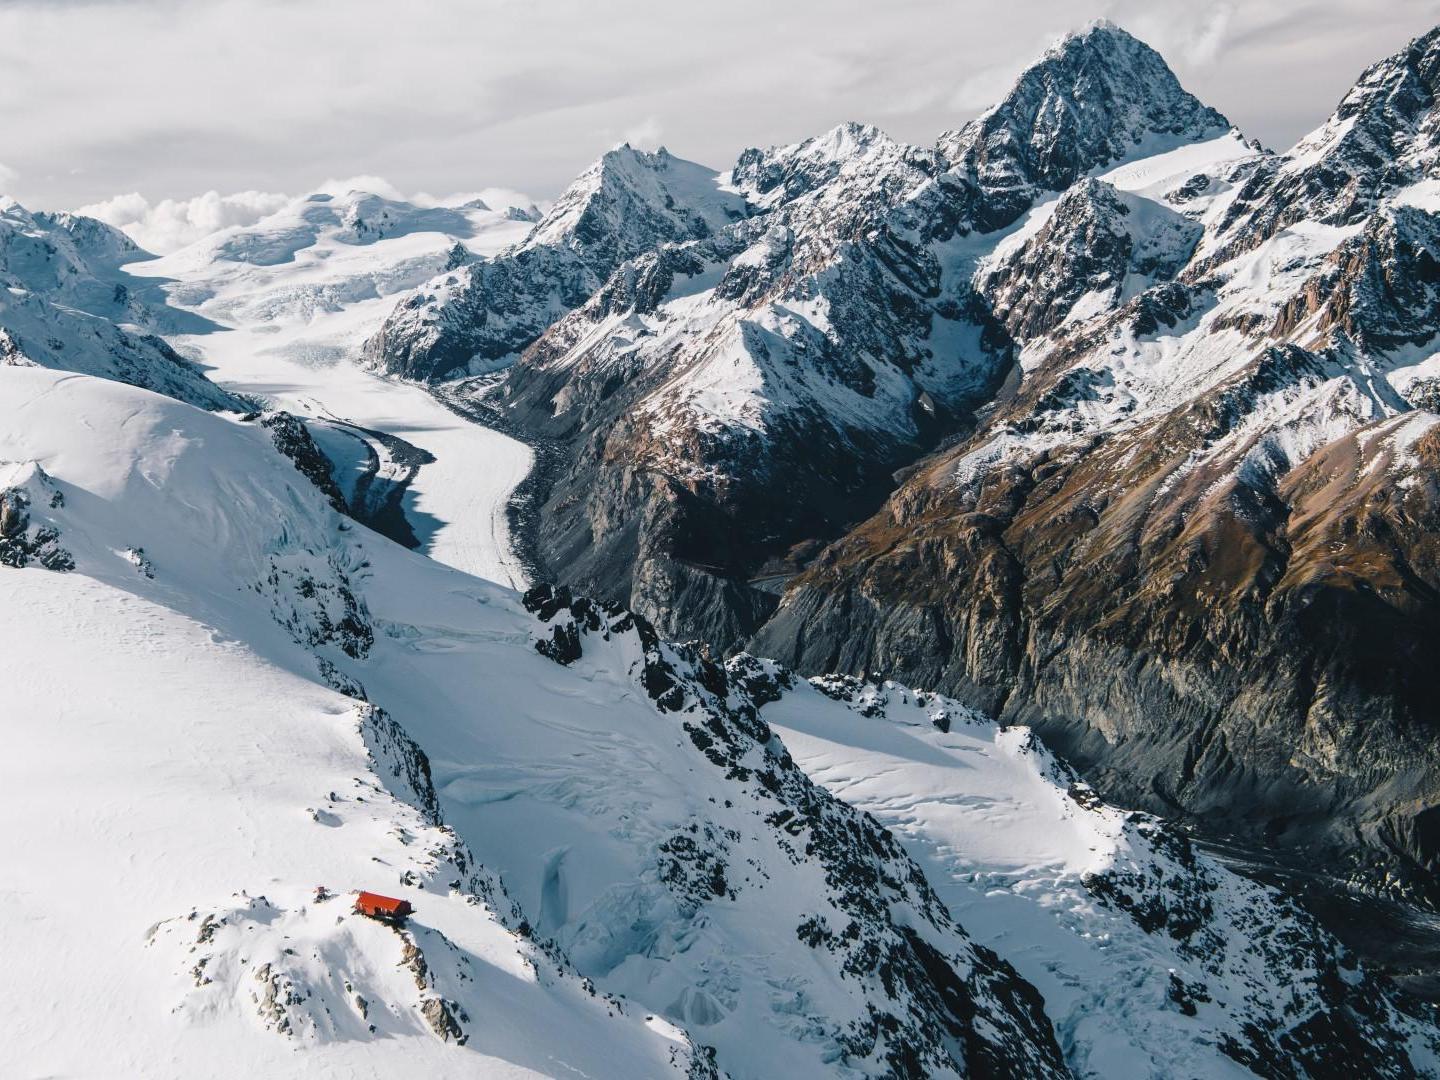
left=120, top=186, right=536, bottom=586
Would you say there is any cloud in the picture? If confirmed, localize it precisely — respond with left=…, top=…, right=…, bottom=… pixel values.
left=1181, top=4, right=1237, bottom=66
left=0, top=162, right=17, bottom=192
left=1109, top=0, right=1239, bottom=68
left=949, top=59, right=1029, bottom=113
left=76, top=189, right=289, bottom=253
left=619, top=117, right=664, bottom=149
left=2, top=0, right=1434, bottom=211
left=75, top=176, right=546, bottom=254
left=314, top=174, right=408, bottom=201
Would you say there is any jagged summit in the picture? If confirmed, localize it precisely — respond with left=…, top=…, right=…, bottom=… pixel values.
left=1049, top=17, right=1149, bottom=55
left=1067, top=16, right=1123, bottom=37
left=1310, top=35, right=1440, bottom=213
left=364, top=23, right=1248, bottom=653
left=522, top=143, right=748, bottom=271
left=1200, top=22, right=1440, bottom=265
left=939, top=21, right=1231, bottom=229
left=728, top=120, right=934, bottom=227
left=1286, top=22, right=1440, bottom=166
left=362, top=143, right=749, bottom=381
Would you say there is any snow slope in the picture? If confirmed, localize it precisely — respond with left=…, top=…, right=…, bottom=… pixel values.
left=4, top=364, right=1432, bottom=1077
left=760, top=675, right=1439, bottom=1078
left=0, top=369, right=697, bottom=1079
left=0, top=368, right=1076, bottom=1078
left=7, top=20, right=1439, bottom=1078
left=4, top=572, right=694, bottom=1079
left=122, top=188, right=534, bottom=586
left=0, top=199, right=246, bottom=411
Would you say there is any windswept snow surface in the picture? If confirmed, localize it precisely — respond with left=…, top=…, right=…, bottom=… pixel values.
left=124, top=189, right=534, bottom=587
left=3, top=367, right=1432, bottom=1077
left=0, top=369, right=1070, bottom=1079
left=3, top=573, right=687, bottom=1080
left=0, top=369, right=693, bottom=1079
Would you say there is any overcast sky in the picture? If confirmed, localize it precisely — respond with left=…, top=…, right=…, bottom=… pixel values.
left=2, top=0, right=1435, bottom=223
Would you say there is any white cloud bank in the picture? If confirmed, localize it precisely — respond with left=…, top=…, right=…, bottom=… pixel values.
left=77, top=189, right=289, bottom=253
left=4, top=0, right=1435, bottom=212
left=78, top=178, right=543, bottom=254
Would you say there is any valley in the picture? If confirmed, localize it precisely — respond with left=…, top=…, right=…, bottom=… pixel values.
left=5, top=14, right=1440, bottom=1078
left=124, top=190, right=536, bottom=587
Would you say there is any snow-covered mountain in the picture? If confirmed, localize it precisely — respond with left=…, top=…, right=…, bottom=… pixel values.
left=3, top=366, right=1434, bottom=1077
left=0, top=368, right=1077, bottom=1077
left=350, top=24, right=1254, bottom=655
left=1203, top=23, right=1440, bottom=267
left=0, top=370, right=703, bottom=1078
left=121, top=184, right=536, bottom=583
left=355, top=16, right=1440, bottom=990
left=755, top=24, right=1440, bottom=903
left=6, top=14, right=1440, bottom=1079
left=0, top=198, right=245, bottom=409
left=362, top=146, right=750, bottom=382
left=935, top=20, right=1231, bottom=230
left=487, top=120, right=1012, bottom=646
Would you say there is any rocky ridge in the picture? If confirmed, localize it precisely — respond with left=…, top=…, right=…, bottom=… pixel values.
left=362, top=146, right=749, bottom=382
left=753, top=24, right=1440, bottom=902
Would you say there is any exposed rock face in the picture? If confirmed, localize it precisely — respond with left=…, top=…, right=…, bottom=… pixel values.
left=1275, top=204, right=1440, bottom=356
left=484, top=26, right=1232, bottom=649
left=360, top=247, right=592, bottom=383
left=0, top=461, right=73, bottom=571
left=750, top=26, right=1440, bottom=884
left=978, top=178, right=1202, bottom=341
left=260, top=546, right=373, bottom=659
left=937, top=20, right=1230, bottom=230
left=754, top=408, right=1440, bottom=879
left=257, top=409, right=439, bottom=549
left=489, top=135, right=983, bottom=645
left=1201, top=24, right=1440, bottom=268
left=260, top=411, right=350, bottom=513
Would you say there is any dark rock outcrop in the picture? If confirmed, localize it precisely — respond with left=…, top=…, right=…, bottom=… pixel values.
left=753, top=403, right=1440, bottom=893
left=520, top=584, right=1072, bottom=1079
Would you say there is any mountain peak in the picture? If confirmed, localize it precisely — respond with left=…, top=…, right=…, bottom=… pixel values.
left=522, top=144, right=746, bottom=267
left=1283, top=21, right=1440, bottom=171
left=1200, top=22, right=1440, bottom=263
left=728, top=121, right=918, bottom=209
left=1052, top=17, right=1133, bottom=52
left=600, top=142, right=671, bottom=166
left=939, top=24, right=1230, bottom=229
